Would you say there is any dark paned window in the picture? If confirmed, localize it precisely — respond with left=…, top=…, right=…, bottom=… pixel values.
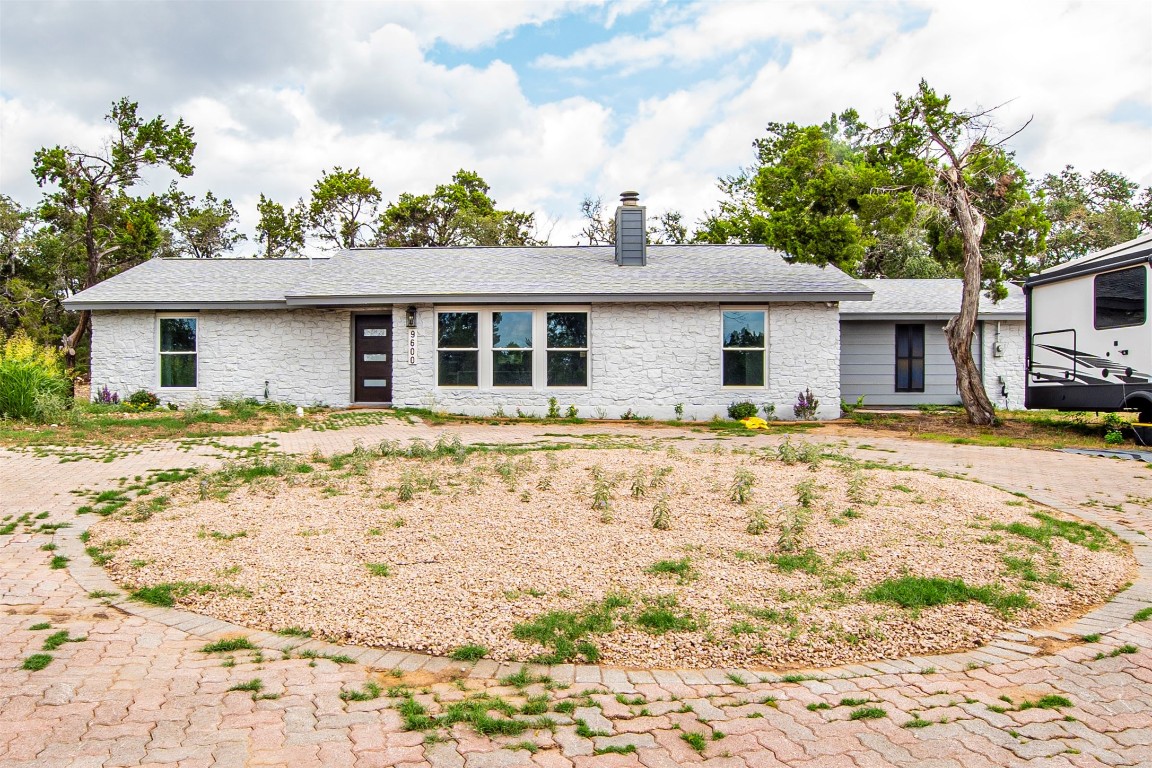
left=1094, top=266, right=1147, bottom=329
left=159, top=317, right=197, bottom=388
left=722, top=310, right=766, bottom=387
left=492, top=311, right=533, bottom=387
left=895, top=324, right=925, bottom=392
left=437, top=312, right=479, bottom=386
left=546, top=312, right=588, bottom=387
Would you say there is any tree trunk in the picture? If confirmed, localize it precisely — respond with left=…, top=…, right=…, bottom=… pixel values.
left=942, top=169, right=998, bottom=426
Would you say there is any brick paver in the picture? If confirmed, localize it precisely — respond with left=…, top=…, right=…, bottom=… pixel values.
left=2, top=418, right=1150, bottom=767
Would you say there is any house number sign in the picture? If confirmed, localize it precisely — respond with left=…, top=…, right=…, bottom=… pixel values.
left=407, top=328, right=417, bottom=365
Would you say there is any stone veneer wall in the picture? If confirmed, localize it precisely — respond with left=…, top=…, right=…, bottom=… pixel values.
left=90, top=310, right=353, bottom=407
left=390, top=302, right=841, bottom=420
left=981, top=319, right=1026, bottom=411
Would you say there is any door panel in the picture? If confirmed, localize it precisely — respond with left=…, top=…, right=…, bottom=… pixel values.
left=354, top=315, right=393, bottom=402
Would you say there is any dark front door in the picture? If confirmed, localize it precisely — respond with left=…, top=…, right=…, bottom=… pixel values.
left=354, top=315, right=393, bottom=403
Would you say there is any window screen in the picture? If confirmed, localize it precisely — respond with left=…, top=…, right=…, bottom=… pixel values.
left=1094, top=266, right=1147, bottom=329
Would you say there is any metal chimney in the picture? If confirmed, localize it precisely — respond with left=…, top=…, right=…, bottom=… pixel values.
left=614, top=190, right=647, bottom=266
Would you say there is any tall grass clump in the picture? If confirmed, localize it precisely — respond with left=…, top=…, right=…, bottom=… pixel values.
left=0, top=330, right=70, bottom=421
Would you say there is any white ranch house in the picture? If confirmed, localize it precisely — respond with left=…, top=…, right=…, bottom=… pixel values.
left=65, top=197, right=1027, bottom=418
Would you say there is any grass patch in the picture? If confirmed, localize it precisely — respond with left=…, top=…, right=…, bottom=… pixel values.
left=49, top=555, right=69, bottom=569
left=512, top=594, right=629, bottom=663
left=365, top=562, right=391, bottom=577
left=1018, top=695, right=1072, bottom=710
left=1133, top=607, right=1152, bottom=622
left=42, top=630, right=84, bottom=651
left=680, top=731, right=707, bottom=752
left=340, top=681, right=382, bottom=702
left=848, top=706, right=887, bottom=720
left=594, top=744, right=637, bottom=755
left=863, top=576, right=1029, bottom=616
left=768, top=548, right=823, bottom=574
left=994, top=512, right=1112, bottom=551
left=450, top=644, right=488, bottom=662
left=201, top=637, right=256, bottom=653
left=29, top=622, right=51, bottom=631
left=228, top=678, right=263, bottom=692
left=129, top=581, right=216, bottom=607
left=276, top=626, right=312, bottom=638
left=1093, top=645, right=1138, bottom=660
left=22, top=653, right=53, bottom=671
left=645, top=557, right=697, bottom=583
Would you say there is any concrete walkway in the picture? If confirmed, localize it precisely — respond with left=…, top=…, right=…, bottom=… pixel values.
left=2, top=419, right=1150, bottom=767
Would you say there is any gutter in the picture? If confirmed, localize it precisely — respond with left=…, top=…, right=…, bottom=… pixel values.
left=283, top=291, right=874, bottom=306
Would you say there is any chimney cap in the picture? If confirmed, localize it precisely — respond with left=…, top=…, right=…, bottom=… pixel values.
left=619, top=190, right=640, bottom=206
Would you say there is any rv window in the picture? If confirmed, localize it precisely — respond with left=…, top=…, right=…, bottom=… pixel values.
left=1094, top=266, right=1147, bottom=329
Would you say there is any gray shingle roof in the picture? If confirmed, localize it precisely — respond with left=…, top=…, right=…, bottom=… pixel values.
left=839, top=279, right=1024, bottom=318
left=64, top=245, right=872, bottom=309
left=62, top=258, right=331, bottom=309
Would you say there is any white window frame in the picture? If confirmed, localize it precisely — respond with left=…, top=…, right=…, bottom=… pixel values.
left=156, top=313, right=199, bottom=390
left=720, top=307, right=768, bottom=389
left=434, top=306, right=591, bottom=390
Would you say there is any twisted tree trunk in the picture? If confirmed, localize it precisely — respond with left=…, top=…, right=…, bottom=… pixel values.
left=941, top=168, right=997, bottom=425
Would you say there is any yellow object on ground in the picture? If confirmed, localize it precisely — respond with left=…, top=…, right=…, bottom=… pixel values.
left=741, top=417, right=769, bottom=430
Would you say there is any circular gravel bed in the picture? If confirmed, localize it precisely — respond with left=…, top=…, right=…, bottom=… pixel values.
left=89, top=442, right=1135, bottom=668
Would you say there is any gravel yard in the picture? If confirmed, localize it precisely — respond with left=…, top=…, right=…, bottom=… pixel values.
left=89, top=440, right=1135, bottom=669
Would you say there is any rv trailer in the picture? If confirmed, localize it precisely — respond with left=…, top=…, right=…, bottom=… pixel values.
left=1024, top=234, right=1151, bottom=420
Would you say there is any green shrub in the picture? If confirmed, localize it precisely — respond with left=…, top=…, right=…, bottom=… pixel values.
left=126, top=389, right=160, bottom=409
left=727, top=401, right=759, bottom=420
left=0, top=330, right=70, bottom=421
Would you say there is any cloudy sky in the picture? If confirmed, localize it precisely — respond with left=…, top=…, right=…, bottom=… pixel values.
left=2, top=0, right=1150, bottom=251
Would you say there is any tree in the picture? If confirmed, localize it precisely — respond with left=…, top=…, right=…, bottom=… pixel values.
left=255, top=194, right=305, bottom=258
left=1023, top=166, right=1152, bottom=276
left=168, top=189, right=245, bottom=259
left=31, top=97, right=196, bottom=366
left=703, top=82, right=1048, bottom=425
left=378, top=170, right=544, bottom=247
left=306, top=166, right=381, bottom=249
left=577, top=195, right=688, bottom=246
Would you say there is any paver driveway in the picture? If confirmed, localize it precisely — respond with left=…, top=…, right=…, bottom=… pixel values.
left=2, top=419, right=1151, bottom=768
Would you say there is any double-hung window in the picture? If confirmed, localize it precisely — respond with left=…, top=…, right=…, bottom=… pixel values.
left=159, top=316, right=197, bottom=388
left=546, top=311, right=588, bottom=387
left=436, top=308, right=589, bottom=388
left=437, top=312, right=479, bottom=386
left=722, top=310, right=766, bottom=387
left=492, top=311, right=533, bottom=386
left=894, top=324, right=925, bottom=392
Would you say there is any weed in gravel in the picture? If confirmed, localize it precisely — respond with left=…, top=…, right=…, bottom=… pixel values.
left=651, top=496, right=672, bottom=530
left=649, top=465, right=674, bottom=488
left=769, top=549, right=823, bottom=575
left=777, top=506, right=811, bottom=553
left=645, top=557, right=697, bottom=584
left=22, top=654, right=53, bottom=671
left=775, top=439, right=799, bottom=464
left=340, top=681, right=382, bottom=702
left=795, top=479, right=818, bottom=508
left=630, top=468, right=647, bottom=498
left=131, top=581, right=216, bottom=607
left=846, top=470, right=870, bottom=505
left=729, top=468, right=755, bottom=504
left=366, top=562, right=391, bottom=577
left=450, top=645, right=488, bottom=661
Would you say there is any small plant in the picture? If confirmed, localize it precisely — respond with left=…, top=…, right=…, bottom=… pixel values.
left=745, top=507, right=769, bottom=535
left=201, top=637, right=256, bottom=653
left=29, top=622, right=51, bottom=631
left=22, top=653, right=53, bottom=671
left=340, top=681, right=382, bottom=702
left=595, top=744, right=637, bottom=755
left=651, top=496, right=672, bottom=530
left=848, top=706, right=886, bottom=720
left=840, top=395, right=865, bottom=415
left=566, top=404, right=579, bottom=418
left=1133, top=607, right=1152, bottom=622
left=777, top=506, right=811, bottom=553
left=1018, top=695, right=1073, bottom=710
left=630, top=468, right=647, bottom=498
left=729, top=468, right=755, bottom=504
left=761, top=403, right=777, bottom=420
left=776, top=438, right=799, bottom=464
left=1104, top=430, right=1124, bottom=445
left=93, top=385, right=120, bottom=405
left=794, top=479, right=817, bottom=508
left=680, top=731, right=707, bottom=753
left=276, top=627, right=312, bottom=638
left=646, top=557, right=697, bottom=584
left=228, top=678, right=263, bottom=693
left=794, top=388, right=819, bottom=420
left=126, top=389, right=160, bottom=409
left=727, top=401, right=758, bottom=420
left=42, top=630, right=84, bottom=651
left=806, top=702, right=831, bottom=711
left=674, top=403, right=684, bottom=420
left=547, top=397, right=561, bottom=419
left=49, top=555, right=69, bottom=569
left=366, top=563, right=391, bottom=577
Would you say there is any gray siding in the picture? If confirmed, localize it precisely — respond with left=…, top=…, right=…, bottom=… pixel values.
left=840, top=320, right=980, bottom=406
